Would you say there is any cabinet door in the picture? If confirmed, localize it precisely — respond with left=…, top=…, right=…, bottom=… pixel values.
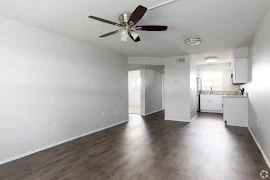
left=234, top=58, right=248, bottom=83
left=200, top=95, right=211, bottom=110
left=210, top=95, right=223, bottom=111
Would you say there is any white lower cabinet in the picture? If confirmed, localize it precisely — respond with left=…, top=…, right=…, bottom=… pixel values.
left=200, top=95, right=223, bottom=113
left=223, top=97, right=248, bottom=127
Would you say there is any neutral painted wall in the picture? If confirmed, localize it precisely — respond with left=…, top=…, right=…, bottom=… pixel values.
left=242, top=8, right=270, bottom=165
left=197, top=63, right=240, bottom=91
left=140, top=69, right=146, bottom=116
left=128, top=57, right=165, bottom=65
left=190, top=59, right=197, bottom=119
left=164, top=56, right=191, bottom=121
left=0, top=16, right=128, bottom=163
left=145, top=69, right=163, bottom=115
left=128, top=70, right=140, bottom=106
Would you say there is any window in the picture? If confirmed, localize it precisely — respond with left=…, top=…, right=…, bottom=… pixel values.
left=131, top=77, right=141, bottom=90
left=200, top=71, right=222, bottom=90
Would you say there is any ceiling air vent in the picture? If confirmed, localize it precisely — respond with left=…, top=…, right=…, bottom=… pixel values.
left=177, top=58, right=185, bottom=63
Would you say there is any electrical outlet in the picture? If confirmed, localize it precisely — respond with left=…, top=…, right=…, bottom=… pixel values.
left=53, top=121, right=58, bottom=128
left=102, top=112, right=106, bottom=117
left=114, top=110, right=117, bottom=114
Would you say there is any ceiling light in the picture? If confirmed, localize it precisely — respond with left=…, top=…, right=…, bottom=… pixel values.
left=120, top=30, right=128, bottom=42
left=205, top=57, right=218, bottom=63
left=131, top=31, right=139, bottom=40
left=121, top=29, right=128, bottom=36
left=185, top=37, right=201, bottom=46
left=121, top=35, right=128, bottom=42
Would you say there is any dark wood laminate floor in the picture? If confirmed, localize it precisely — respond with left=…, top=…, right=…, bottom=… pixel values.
left=0, top=112, right=269, bottom=180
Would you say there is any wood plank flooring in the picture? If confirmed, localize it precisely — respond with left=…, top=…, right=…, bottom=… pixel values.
left=0, top=111, right=269, bottom=180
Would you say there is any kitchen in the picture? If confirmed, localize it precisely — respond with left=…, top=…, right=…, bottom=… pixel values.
left=197, top=48, right=249, bottom=127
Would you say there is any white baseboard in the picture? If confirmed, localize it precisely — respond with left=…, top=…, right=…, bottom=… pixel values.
left=248, top=127, right=270, bottom=168
left=190, top=115, right=198, bottom=122
left=165, top=118, right=190, bottom=123
left=143, top=109, right=163, bottom=116
left=0, top=120, right=128, bottom=166
left=200, top=110, right=222, bottom=114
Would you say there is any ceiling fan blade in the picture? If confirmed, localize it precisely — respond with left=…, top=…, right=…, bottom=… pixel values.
left=89, top=16, right=121, bottom=27
left=136, top=25, right=168, bottom=31
left=129, top=33, right=141, bottom=42
left=128, top=5, right=147, bottom=26
left=100, top=30, right=121, bottom=38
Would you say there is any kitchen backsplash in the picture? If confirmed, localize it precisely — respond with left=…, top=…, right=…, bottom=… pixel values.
left=200, top=90, right=241, bottom=95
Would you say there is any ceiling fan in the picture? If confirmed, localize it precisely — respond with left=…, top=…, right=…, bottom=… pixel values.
left=88, top=5, right=168, bottom=42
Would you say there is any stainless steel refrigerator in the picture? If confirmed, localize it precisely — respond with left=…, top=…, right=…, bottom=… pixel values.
left=197, top=78, right=202, bottom=112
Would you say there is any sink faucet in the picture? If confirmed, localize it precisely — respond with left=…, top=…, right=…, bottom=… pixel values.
left=210, top=86, right=213, bottom=93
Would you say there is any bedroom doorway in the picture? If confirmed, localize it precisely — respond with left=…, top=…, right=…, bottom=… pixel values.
left=128, top=70, right=141, bottom=114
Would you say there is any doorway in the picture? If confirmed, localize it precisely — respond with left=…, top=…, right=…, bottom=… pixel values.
left=128, top=70, right=141, bottom=114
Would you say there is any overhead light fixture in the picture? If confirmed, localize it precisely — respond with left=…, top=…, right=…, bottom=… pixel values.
left=185, top=37, right=201, bottom=46
left=131, top=31, right=139, bottom=40
left=120, top=29, right=128, bottom=42
left=121, top=36, right=128, bottom=42
left=205, top=57, right=218, bottom=63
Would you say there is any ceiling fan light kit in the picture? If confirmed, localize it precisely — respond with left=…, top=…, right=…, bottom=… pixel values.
left=88, top=5, right=168, bottom=42
left=131, top=31, right=139, bottom=40
left=120, top=30, right=128, bottom=42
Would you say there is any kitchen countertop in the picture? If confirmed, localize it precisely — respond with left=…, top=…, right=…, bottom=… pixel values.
left=200, top=93, right=239, bottom=95
left=222, top=95, right=247, bottom=98
left=200, top=90, right=241, bottom=96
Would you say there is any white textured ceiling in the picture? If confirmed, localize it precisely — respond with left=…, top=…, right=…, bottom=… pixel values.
left=0, top=0, right=270, bottom=57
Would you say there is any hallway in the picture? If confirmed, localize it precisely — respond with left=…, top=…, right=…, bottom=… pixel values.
left=128, top=106, right=140, bottom=114
left=0, top=112, right=268, bottom=180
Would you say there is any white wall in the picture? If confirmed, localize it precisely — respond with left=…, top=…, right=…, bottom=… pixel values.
left=0, top=16, right=128, bottom=164
left=242, top=8, right=270, bottom=166
left=197, top=63, right=240, bottom=91
left=164, top=56, right=191, bottom=121
left=128, top=57, right=165, bottom=65
left=190, top=59, right=197, bottom=119
left=140, top=69, right=146, bottom=115
left=128, top=70, right=140, bottom=106
left=145, top=69, right=163, bottom=115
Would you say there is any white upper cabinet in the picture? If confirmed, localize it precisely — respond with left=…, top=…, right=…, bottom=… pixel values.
left=232, top=47, right=249, bottom=84
left=232, top=58, right=248, bottom=84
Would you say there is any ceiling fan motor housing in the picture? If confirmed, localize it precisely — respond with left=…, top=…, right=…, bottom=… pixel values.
left=119, top=13, right=131, bottom=25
